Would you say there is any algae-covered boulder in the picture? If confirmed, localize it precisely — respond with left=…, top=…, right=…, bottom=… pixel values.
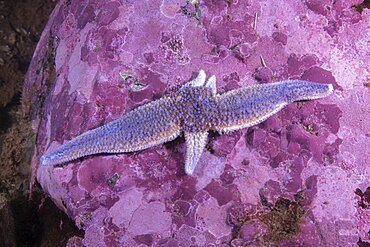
left=23, top=0, right=369, bottom=245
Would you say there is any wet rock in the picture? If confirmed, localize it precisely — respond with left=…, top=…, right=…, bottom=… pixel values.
left=24, top=0, right=370, bottom=245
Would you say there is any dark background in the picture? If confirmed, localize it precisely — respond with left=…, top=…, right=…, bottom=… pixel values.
left=0, top=1, right=83, bottom=246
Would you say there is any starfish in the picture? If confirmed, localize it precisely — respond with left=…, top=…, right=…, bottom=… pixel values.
left=40, top=70, right=333, bottom=174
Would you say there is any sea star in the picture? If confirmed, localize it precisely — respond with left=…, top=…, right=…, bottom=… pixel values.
left=40, top=70, right=333, bottom=174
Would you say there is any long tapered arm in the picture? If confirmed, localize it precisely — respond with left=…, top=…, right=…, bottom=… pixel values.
left=214, top=80, right=333, bottom=133
left=40, top=97, right=181, bottom=166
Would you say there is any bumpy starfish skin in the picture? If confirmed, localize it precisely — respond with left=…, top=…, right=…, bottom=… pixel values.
left=40, top=97, right=181, bottom=166
left=41, top=70, right=333, bottom=174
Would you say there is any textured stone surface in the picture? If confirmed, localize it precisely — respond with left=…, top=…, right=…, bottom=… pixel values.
left=24, top=0, right=369, bottom=246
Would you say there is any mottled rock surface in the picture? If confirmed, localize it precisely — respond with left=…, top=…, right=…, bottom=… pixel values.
left=24, top=0, right=369, bottom=246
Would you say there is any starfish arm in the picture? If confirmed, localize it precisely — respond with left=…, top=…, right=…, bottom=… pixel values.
left=205, top=75, right=217, bottom=96
left=184, top=131, right=208, bottom=175
left=182, top=69, right=206, bottom=88
left=40, top=97, right=180, bottom=166
left=214, top=80, right=333, bottom=133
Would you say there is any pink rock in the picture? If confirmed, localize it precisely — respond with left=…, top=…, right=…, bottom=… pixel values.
left=239, top=220, right=268, bottom=243
left=128, top=201, right=172, bottom=235
left=24, top=0, right=370, bottom=245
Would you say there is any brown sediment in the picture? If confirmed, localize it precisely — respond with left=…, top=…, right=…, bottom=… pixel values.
left=0, top=1, right=82, bottom=246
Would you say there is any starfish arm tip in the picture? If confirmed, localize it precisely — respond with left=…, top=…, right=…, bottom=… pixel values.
left=40, top=151, right=65, bottom=166
left=185, top=162, right=196, bottom=175
left=328, top=83, right=334, bottom=93
left=40, top=155, right=48, bottom=166
left=205, top=75, right=217, bottom=95
left=195, top=69, right=206, bottom=86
